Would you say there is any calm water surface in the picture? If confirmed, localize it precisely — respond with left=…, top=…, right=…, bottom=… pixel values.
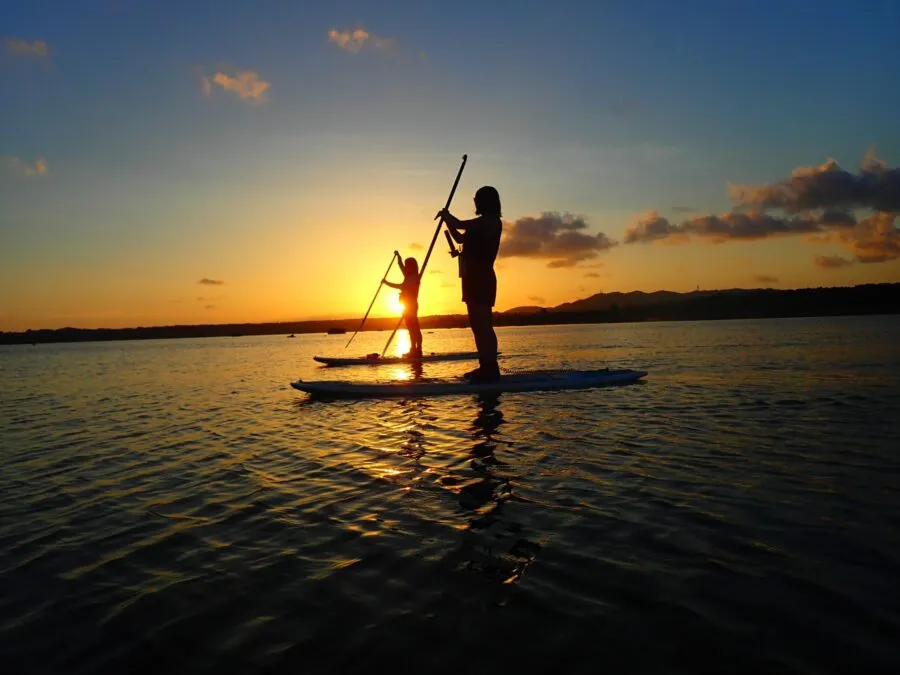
left=2, top=317, right=899, bottom=674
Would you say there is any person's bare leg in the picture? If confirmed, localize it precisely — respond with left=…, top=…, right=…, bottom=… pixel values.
left=407, top=315, right=422, bottom=356
left=466, top=303, right=499, bottom=377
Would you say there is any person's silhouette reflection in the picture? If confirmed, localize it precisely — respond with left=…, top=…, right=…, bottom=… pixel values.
left=455, top=394, right=541, bottom=583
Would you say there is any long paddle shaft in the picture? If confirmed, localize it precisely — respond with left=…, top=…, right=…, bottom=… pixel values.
left=381, top=154, right=468, bottom=356
left=345, top=250, right=403, bottom=349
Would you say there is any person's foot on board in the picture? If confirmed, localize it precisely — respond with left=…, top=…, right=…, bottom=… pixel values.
left=465, top=363, right=501, bottom=382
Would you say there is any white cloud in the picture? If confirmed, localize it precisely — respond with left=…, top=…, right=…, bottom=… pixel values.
left=201, top=69, right=269, bottom=102
left=327, top=27, right=395, bottom=54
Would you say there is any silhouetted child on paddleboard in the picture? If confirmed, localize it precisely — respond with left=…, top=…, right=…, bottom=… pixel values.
left=382, top=253, right=423, bottom=358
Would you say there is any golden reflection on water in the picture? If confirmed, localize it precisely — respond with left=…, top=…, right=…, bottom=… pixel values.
left=386, top=362, right=425, bottom=382
left=334, top=390, right=542, bottom=585
left=393, top=330, right=410, bottom=357
left=3, top=317, right=899, bottom=674
left=388, top=367, right=412, bottom=381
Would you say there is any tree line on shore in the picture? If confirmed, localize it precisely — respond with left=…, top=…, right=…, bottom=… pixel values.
left=2, top=283, right=897, bottom=345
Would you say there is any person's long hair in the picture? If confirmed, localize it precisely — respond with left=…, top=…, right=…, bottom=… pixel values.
left=474, top=186, right=501, bottom=217
left=404, top=257, right=419, bottom=278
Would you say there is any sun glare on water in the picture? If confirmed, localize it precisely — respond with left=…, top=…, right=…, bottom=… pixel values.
left=395, top=330, right=410, bottom=357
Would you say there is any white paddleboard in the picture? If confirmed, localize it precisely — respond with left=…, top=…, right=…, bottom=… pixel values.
left=313, top=351, right=484, bottom=367
left=291, top=368, right=647, bottom=398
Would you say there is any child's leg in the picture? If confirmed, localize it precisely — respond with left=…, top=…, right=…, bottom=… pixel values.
left=407, top=314, right=423, bottom=354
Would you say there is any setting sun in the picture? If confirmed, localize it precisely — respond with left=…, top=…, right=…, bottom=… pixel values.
left=2, top=3, right=899, bottom=674
left=386, top=293, right=405, bottom=316
left=1, top=0, right=898, bottom=338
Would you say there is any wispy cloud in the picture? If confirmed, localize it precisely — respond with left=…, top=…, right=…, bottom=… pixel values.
left=4, top=38, right=50, bottom=61
left=528, top=295, right=546, bottom=305
left=409, top=242, right=424, bottom=250
left=751, top=274, right=778, bottom=284
left=671, top=206, right=697, bottom=214
left=327, top=27, right=395, bottom=54
left=2, top=156, right=48, bottom=178
left=814, top=255, right=854, bottom=270
left=501, top=212, right=617, bottom=268
left=625, top=209, right=823, bottom=244
left=585, top=272, right=601, bottom=278
left=201, top=69, right=269, bottom=102
left=198, top=278, right=224, bottom=286
left=623, top=151, right=900, bottom=264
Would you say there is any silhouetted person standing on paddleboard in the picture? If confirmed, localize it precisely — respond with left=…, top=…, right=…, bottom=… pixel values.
left=437, top=185, right=502, bottom=381
left=382, top=255, right=423, bottom=358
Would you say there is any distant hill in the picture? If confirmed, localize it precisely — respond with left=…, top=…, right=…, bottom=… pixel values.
left=503, top=285, right=900, bottom=317
left=2, top=283, right=898, bottom=345
left=498, top=283, right=899, bottom=327
left=551, top=290, right=684, bottom=313
left=503, top=305, right=548, bottom=314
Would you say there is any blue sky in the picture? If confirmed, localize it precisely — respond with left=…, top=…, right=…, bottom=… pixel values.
left=2, top=0, right=899, bottom=329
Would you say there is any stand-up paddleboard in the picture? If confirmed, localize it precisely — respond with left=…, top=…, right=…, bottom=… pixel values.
left=291, top=368, right=647, bottom=399
left=313, top=351, right=486, bottom=367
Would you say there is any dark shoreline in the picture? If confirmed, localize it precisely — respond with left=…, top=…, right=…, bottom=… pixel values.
left=2, top=283, right=898, bottom=345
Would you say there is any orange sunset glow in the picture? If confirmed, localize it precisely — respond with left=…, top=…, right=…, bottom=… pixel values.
left=1, top=3, right=898, bottom=333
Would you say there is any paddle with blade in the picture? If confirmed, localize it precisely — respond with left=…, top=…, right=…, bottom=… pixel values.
left=380, top=153, right=468, bottom=356
left=345, top=250, right=404, bottom=349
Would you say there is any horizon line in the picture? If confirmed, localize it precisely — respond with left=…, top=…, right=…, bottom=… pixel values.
left=3, top=281, right=897, bottom=334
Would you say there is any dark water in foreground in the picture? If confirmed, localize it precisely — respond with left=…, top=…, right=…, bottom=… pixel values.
left=2, top=316, right=899, bottom=674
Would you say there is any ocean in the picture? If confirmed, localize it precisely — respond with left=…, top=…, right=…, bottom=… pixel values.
left=2, top=316, right=899, bottom=674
